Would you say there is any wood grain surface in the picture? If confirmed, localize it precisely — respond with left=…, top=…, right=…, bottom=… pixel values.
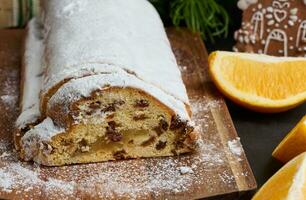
left=0, top=29, right=256, bottom=200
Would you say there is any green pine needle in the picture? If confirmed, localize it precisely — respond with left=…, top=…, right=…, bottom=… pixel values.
left=170, top=0, right=229, bottom=42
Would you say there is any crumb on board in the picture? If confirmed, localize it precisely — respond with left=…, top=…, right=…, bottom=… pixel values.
left=228, top=138, right=242, bottom=157
left=179, top=166, right=194, bottom=175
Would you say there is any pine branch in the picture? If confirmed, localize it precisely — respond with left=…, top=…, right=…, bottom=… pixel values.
left=170, top=0, right=230, bottom=42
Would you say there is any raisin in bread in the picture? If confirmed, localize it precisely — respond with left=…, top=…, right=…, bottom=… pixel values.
left=14, top=0, right=198, bottom=166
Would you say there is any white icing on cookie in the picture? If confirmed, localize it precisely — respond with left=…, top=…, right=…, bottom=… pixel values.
left=237, top=0, right=258, bottom=10
left=264, top=29, right=288, bottom=56
left=16, top=19, right=44, bottom=128
left=235, top=0, right=306, bottom=57
left=40, top=0, right=189, bottom=105
left=296, top=20, right=306, bottom=47
left=251, top=11, right=264, bottom=39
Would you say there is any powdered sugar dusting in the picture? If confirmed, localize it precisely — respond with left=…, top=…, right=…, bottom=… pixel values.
left=77, top=159, right=196, bottom=199
left=228, top=138, right=243, bottom=157
left=0, top=140, right=10, bottom=152
left=219, top=171, right=236, bottom=185
left=0, top=139, right=76, bottom=198
left=16, top=19, right=43, bottom=129
left=57, top=0, right=87, bottom=17
left=0, top=152, right=11, bottom=159
left=0, top=95, right=16, bottom=105
left=191, top=95, right=222, bottom=113
left=42, top=0, right=189, bottom=105
left=0, top=132, right=241, bottom=199
left=0, top=158, right=76, bottom=197
left=179, top=166, right=194, bottom=174
left=197, top=140, right=225, bottom=165
left=0, top=68, right=18, bottom=110
left=190, top=94, right=222, bottom=134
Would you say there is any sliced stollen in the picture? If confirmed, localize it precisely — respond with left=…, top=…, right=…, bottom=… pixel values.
left=15, top=0, right=199, bottom=166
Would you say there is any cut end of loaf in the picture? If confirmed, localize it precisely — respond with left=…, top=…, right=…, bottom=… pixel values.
left=16, top=87, right=198, bottom=166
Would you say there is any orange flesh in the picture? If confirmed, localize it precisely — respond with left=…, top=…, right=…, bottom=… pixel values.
left=219, top=57, right=306, bottom=100
left=273, top=115, right=306, bottom=163
left=252, top=153, right=306, bottom=200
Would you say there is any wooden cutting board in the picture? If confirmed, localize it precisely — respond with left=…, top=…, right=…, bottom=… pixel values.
left=0, top=29, right=256, bottom=200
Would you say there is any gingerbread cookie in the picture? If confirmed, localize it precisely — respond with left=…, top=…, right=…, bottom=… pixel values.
left=234, top=0, right=306, bottom=57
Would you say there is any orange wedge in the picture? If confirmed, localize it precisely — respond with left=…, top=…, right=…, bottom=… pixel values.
left=252, top=152, right=306, bottom=200
left=272, top=115, right=306, bottom=163
left=208, top=51, right=306, bottom=113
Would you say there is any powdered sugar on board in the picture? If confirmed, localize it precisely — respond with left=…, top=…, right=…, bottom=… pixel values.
left=0, top=91, right=238, bottom=199
left=0, top=154, right=76, bottom=196
left=0, top=69, right=18, bottom=110
left=228, top=138, right=243, bottom=157
left=179, top=166, right=194, bottom=174
left=0, top=135, right=237, bottom=199
left=190, top=94, right=222, bottom=134
left=0, top=65, right=19, bottom=143
left=0, top=95, right=16, bottom=105
left=0, top=28, right=256, bottom=199
left=0, top=87, right=245, bottom=199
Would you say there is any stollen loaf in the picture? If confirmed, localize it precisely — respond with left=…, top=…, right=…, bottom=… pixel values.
left=14, top=0, right=199, bottom=166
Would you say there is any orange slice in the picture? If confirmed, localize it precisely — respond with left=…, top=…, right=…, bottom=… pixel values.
left=208, top=51, right=306, bottom=113
left=252, top=152, right=306, bottom=200
left=272, top=115, right=306, bottom=163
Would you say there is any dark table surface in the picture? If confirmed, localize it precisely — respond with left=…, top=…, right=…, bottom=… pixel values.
left=229, top=102, right=305, bottom=196
left=204, top=6, right=306, bottom=199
